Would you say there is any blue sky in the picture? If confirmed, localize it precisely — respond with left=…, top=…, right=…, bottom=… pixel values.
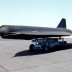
left=0, top=0, right=72, bottom=29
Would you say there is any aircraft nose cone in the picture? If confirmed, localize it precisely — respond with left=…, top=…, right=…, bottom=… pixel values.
left=0, top=26, right=9, bottom=35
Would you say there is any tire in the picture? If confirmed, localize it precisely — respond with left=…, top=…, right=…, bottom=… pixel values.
left=41, top=44, right=48, bottom=52
left=63, top=41, right=67, bottom=48
left=29, top=44, right=34, bottom=52
left=64, top=41, right=67, bottom=46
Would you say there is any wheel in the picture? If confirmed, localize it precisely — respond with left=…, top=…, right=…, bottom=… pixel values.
left=41, top=44, right=48, bottom=52
left=29, top=44, right=34, bottom=52
left=64, top=41, right=67, bottom=46
left=63, top=41, right=67, bottom=48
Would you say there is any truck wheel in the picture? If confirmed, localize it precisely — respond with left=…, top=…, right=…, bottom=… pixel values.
left=29, top=44, right=34, bottom=52
left=42, top=45, right=48, bottom=52
left=64, top=41, right=67, bottom=48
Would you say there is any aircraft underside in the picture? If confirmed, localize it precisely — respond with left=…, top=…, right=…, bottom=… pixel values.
left=1, top=34, right=69, bottom=40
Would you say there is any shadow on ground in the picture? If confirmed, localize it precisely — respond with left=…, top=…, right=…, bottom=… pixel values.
left=14, top=43, right=72, bottom=57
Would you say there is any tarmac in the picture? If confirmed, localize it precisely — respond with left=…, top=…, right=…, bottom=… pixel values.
left=0, top=37, right=72, bottom=72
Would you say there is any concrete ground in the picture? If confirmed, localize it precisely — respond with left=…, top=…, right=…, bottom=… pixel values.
left=0, top=38, right=72, bottom=72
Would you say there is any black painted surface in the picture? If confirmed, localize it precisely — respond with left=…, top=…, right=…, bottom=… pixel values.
left=0, top=18, right=72, bottom=39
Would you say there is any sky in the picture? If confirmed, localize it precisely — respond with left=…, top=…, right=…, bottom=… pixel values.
left=0, top=0, right=72, bottom=29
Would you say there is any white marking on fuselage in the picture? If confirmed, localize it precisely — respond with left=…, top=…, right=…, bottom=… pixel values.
left=32, top=31, right=38, bottom=32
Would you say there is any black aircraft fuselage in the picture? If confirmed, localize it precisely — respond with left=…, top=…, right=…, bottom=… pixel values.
left=0, top=18, right=72, bottom=40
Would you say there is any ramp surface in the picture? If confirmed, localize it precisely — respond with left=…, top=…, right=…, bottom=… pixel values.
left=0, top=37, right=72, bottom=72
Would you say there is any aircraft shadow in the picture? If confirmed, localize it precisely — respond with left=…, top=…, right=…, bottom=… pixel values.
left=14, top=43, right=72, bottom=57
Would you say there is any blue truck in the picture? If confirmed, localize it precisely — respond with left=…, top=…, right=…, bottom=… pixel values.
left=29, top=38, right=67, bottom=52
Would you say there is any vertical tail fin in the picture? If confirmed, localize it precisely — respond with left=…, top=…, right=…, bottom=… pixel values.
left=57, top=18, right=66, bottom=28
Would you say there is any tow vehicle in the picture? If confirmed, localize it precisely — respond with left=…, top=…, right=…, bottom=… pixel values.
left=29, top=38, right=67, bottom=52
